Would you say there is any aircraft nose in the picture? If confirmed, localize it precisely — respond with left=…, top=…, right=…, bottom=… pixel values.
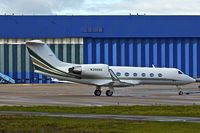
left=187, top=76, right=196, bottom=83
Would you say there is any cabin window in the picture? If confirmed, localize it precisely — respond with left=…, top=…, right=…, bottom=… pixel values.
left=133, top=73, right=137, bottom=77
left=116, top=72, right=121, bottom=76
left=141, top=73, right=146, bottom=77
left=158, top=73, right=163, bottom=77
left=125, top=72, right=130, bottom=77
left=178, top=71, right=183, bottom=74
left=150, top=73, right=154, bottom=77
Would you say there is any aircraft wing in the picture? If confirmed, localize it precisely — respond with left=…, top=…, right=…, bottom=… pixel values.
left=51, top=78, right=74, bottom=84
left=109, top=69, right=120, bottom=81
left=108, top=69, right=140, bottom=87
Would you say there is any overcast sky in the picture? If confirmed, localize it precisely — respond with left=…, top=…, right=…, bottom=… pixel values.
left=0, top=0, right=199, bottom=15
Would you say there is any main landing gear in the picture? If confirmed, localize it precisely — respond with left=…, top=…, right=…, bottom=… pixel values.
left=94, top=86, right=101, bottom=96
left=94, top=86, right=114, bottom=96
left=106, top=90, right=113, bottom=96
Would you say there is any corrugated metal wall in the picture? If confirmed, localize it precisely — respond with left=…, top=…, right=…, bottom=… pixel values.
left=1, top=37, right=200, bottom=84
left=0, top=38, right=83, bottom=83
left=84, top=38, right=200, bottom=78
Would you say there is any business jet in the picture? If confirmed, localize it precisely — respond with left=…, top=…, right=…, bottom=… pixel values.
left=26, top=40, right=196, bottom=96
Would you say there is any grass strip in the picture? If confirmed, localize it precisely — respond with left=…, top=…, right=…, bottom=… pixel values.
left=0, top=115, right=200, bottom=133
left=0, top=105, right=200, bottom=117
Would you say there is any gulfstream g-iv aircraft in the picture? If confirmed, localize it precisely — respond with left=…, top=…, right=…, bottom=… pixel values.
left=26, top=40, right=196, bottom=96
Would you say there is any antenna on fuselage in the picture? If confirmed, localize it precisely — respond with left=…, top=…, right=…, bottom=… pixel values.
left=152, top=64, right=155, bottom=68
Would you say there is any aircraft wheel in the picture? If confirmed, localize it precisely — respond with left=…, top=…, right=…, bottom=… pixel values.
left=178, top=91, right=184, bottom=95
left=106, top=90, right=113, bottom=97
left=94, top=90, right=101, bottom=96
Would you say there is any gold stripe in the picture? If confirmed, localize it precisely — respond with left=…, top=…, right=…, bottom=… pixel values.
left=30, top=55, right=67, bottom=76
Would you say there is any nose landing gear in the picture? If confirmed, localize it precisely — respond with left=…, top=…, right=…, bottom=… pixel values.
left=177, top=85, right=184, bottom=95
left=178, top=90, right=184, bottom=95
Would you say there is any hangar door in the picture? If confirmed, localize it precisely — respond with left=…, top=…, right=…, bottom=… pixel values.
left=84, top=38, right=200, bottom=78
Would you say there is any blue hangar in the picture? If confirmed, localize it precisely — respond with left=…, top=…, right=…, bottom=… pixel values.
left=0, top=15, right=200, bottom=83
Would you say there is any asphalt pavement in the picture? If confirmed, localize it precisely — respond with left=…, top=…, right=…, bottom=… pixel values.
left=0, top=83, right=200, bottom=106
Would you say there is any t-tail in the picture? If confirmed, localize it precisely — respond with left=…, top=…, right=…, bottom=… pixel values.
left=26, top=40, right=80, bottom=79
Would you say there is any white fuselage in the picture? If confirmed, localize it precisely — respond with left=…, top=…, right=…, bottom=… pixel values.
left=48, top=65, right=196, bottom=87
left=110, top=66, right=195, bottom=86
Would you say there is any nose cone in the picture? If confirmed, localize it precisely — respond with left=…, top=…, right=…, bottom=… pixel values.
left=187, top=76, right=196, bottom=83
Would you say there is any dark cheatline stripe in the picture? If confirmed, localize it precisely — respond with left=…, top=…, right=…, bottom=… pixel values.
left=27, top=47, right=69, bottom=75
left=27, top=47, right=57, bottom=69
left=34, top=65, right=66, bottom=78
left=32, top=57, right=49, bottom=70
left=32, top=59, right=68, bottom=77
left=32, top=57, right=80, bottom=79
left=31, top=56, right=65, bottom=76
left=27, top=47, right=81, bottom=79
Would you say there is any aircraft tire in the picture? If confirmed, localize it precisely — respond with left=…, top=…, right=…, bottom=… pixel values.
left=94, top=90, right=101, bottom=96
left=178, top=91, right=184, bottom=95
left=106, top=90, right=113, bottom=97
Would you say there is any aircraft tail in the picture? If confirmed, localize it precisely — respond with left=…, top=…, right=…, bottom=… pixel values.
left=26, top=40, right=73, bottom=76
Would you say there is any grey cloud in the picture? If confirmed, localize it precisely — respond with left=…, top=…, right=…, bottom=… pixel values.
left=108, top=0, right=200, bottom=15
left=0, top=0, right=85, bottom=15
left=0, top=0, right=200, bottom=15
left=79, top=0, right=200, bottom=15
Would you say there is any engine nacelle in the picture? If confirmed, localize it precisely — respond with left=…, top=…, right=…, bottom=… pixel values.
left=68, top=66, right=82, bottom=75
left=68, top=64, right=111, bottom=78
left=81, top=64, right=110, bottom=78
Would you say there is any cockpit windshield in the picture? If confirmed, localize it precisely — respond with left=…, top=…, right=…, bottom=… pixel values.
left=178, top=71, right=183, bottom=74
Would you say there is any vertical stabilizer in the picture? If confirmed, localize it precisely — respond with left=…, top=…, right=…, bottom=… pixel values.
left=26, top=40, right=80, bottom=79
left=26, top=40, right=72, bottom=68
left=26, top=40, right=61, bottom=66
